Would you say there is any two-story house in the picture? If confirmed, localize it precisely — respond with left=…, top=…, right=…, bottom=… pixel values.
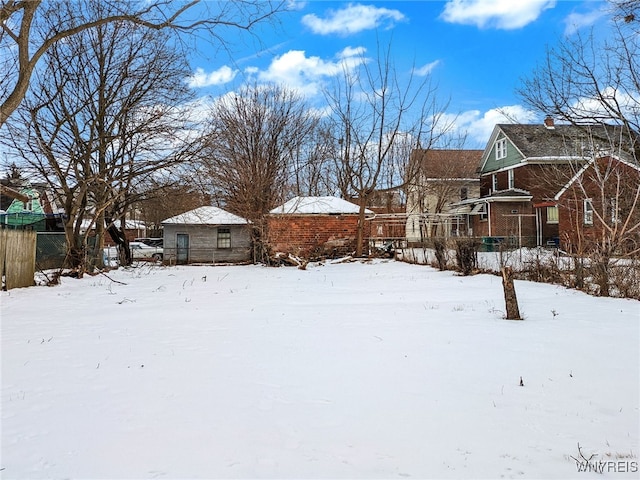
left=463, top=118, right=638, bottom=250
left=405, top=149, right=482, bottom=243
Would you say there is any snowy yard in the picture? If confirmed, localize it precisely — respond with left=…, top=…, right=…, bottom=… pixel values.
left=1, top=259, right=638, bottom=479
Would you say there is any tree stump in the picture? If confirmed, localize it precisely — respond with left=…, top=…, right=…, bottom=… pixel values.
left=501, top=266, right=522, bottom=320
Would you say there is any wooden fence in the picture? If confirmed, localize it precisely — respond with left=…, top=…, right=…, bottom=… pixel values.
left=0, top=229, right=36, bottom=290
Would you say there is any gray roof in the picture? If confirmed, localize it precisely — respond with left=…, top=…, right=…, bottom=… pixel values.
left=498, top=123, right=636, bottom=159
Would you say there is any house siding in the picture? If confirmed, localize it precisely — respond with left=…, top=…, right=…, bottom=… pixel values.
left=162, top=224, right=251, bottom=263
left=482, top=133, right=522, bottom=173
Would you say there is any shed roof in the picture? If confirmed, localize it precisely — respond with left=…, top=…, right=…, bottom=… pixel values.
left=162, top=206, right=250, bottom=225
left=270, top=196, right=373, bottom=214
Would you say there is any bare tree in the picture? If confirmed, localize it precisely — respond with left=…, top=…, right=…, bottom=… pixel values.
left=405, top=146, right=480, bottom=240
left=136, top=181, right=211, bottom=235
left=197, top=83, right=319, bottom=262
left=4, top=2, right=197, bottom=273
left=287, top=121, right=338, bottom=198
left=517, top=2, right=639, bottom=151
left=0, top=0, right=285, bottom=127
left=324, top=42, right=451, bottom=256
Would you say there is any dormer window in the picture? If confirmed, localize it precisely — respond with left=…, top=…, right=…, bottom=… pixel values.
left=495, top=138, right=507, bottom=160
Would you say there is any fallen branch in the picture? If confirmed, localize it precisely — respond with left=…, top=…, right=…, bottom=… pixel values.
left=100, top=271, right=127, bottom=285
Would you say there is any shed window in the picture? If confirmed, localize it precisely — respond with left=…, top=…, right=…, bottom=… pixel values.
left=217, top=228, right=231, bottom=248
left=547, top=206, right=558, bottom=224
left=460, top=187, right=468, bottom=201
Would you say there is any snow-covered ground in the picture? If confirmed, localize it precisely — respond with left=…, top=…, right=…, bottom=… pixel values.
left=1, top=260, right=638, bottom=479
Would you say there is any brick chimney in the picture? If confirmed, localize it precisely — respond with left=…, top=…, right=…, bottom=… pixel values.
left=544, top=115, right=555, bottom=129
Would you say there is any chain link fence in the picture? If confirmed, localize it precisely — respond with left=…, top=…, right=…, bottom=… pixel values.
left=35, top=233, right=67, bottom=269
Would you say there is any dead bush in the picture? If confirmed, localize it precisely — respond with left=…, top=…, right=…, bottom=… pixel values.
left=455, top=239, right=478, bottom=276
left=433, top=239, right=448, bottom=271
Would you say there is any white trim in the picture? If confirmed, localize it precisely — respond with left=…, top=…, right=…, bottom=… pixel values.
left=553, top=159, right=593, bottom=201
left=422, top=177, right=479, bottom=182
left=524, top=156, right=589, bottom=163
left=484, top=196, right=533, bottom=203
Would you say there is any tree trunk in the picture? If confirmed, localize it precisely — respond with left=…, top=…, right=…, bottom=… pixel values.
left=355, top=199, right=368, bottom=257
left=105, top=215, right=131, bottom=266
left=501, top=266, right=522, bottom=320
left=63, top=219, right=85, bottom=275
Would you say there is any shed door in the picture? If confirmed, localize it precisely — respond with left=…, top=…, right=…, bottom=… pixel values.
left=176, top=233, right=189, bottom=264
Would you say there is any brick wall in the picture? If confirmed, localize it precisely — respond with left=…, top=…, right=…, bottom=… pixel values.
left=266, top=214, right=368, bottom=258
left=556, top=158, right=640, bottom=253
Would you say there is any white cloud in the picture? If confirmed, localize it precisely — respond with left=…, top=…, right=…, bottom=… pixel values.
left=302, top=3, right=405, bottom=36
left=257, top=47, right=367, bottom=97
left=564, top=7, right=607, bottom=36
left=440, top=105, right=538, bottom=146
left=571, top=87, right=640, bottom=122
left=414, top=60, right=440, bottom=77
left=440, top=0, right=556, bottom=29
left=187, top=66, right=238, bottom=88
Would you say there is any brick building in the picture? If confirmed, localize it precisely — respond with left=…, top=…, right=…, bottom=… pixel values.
left=459, top=120, right=637, bottom=250
left=554, top=154, right=640, bottom=254
left=267, top=196, right=373, bottom=258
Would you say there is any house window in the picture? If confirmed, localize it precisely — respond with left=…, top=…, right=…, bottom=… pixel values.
left=495, top=138, right=507, bottom=160
left=547, top=206, right=559, bottom=224
left=460, top=187, right=468, bottom=201
left=584, top=199, right=593, bottom=225
left=491, top=174, right=498, bottom=192
left=609, top=198, right=620, bottom=224
left=217, top=228, right=231, bottom=248
left=479, top=203, right=488, bottom=221
left=507, top=169, right=515, bottom=189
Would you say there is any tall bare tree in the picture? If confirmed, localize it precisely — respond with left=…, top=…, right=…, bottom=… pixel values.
left=324, top=42, right=452, bottom=256
left=287, top=121, right=338, bottom=198
left=197, top=83, right=319, bottom=262
left=5, top=2, right=196, bottom=272
left=518, top=0, right=640, bottom=296
left=0, top=0, right=285, bottom=127
left=517, top=1, right=639, bottom=151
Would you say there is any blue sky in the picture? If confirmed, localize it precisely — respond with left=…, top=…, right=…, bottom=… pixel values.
left=185, top=0, right=612, bottom=147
